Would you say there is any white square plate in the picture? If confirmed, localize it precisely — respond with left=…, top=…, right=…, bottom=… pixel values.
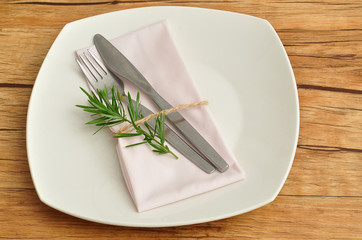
left=27, top=6, right=299, bottom=227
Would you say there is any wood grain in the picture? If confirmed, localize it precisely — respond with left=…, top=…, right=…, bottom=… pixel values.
left=0, top=0, right=361, bottom=239
left=0, top=189, right=361, bottom=239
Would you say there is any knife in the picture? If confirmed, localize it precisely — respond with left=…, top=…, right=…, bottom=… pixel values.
left=94, top=34, right=229, bottom=172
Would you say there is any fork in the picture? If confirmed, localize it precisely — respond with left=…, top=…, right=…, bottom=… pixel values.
left=76, top=49, right=216, bottom=174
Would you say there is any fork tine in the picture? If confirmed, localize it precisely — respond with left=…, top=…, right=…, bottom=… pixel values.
left=83, top=51, right=105, bottom=79
left=79, top=53, right=100, bottom=82
left=75, top=57, right=99, bottom=93
left=76, top=58, right=94, bottom=84
left=87, top=49, right=107, bottom=75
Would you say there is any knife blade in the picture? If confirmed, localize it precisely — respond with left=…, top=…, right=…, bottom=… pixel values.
left=94, top=34, right=229, bottom=172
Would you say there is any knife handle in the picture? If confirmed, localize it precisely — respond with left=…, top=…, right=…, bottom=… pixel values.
left=124, top=98, right=216, bottom=174
left=149, top=88, right=229, bottom=172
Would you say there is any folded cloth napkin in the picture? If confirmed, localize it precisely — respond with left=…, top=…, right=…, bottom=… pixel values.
left=77, top=20, right=245, bottom=212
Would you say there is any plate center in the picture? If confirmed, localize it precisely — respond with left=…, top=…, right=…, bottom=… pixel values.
left=190, top=62, right=243, bottom=149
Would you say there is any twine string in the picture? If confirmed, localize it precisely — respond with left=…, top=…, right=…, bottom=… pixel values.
left=117, top=100, right=208, bottom=133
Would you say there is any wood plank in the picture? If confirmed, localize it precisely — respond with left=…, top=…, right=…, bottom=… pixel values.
left=281, top=29, right=362, bottom=91
left=0, top=28, right=60, bottom=85
left=2, top=0, right=361, bottom=30
left=1, top=27, right=360, bottom=89
left=0, top=158, right=34, bottom=189
left=0, top=130, right=27, bottom=162
left=0, top=189, right=360, bottom=239
left=1, top=1, right=361, bottom=88
left=281, top=147, right=362, bottom=197
left=298, top=88, right=362, bottom=150
left=0, top=87, right=32, bottom=129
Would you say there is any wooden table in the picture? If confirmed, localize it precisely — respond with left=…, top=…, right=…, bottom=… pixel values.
left=1, top=0, right=361, bottom=239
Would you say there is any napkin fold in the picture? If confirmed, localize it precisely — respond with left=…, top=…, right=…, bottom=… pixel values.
left=77, top=21, right=245, bottom=212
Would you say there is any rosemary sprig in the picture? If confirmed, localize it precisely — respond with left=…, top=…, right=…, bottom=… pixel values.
left=76, top=86, right=177, bottom=158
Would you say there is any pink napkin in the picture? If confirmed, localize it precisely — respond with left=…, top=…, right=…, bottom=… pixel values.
left=77, top=21, right=245, bottom=212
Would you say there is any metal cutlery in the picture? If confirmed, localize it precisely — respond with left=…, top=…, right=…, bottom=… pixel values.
left=93, top=34, right=229, bottom=172
left=76, top=49, right=216, bottom=174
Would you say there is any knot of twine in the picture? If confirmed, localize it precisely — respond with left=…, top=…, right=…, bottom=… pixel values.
left=117, top=100, right=208, bottom=134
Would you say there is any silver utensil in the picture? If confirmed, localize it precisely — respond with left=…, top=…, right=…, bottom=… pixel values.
left=76, top=49, right=216, bottom=174
left=93, top=34, right=229, bottom=172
